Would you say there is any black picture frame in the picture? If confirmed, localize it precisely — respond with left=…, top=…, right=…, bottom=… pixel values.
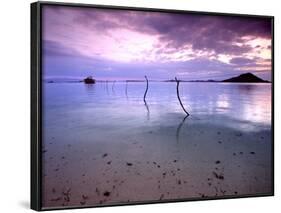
left=31, top=1, right=274, bottom=211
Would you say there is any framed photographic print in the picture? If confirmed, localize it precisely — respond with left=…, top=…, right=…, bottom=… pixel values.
left=31, top=1, right=274, bottom=211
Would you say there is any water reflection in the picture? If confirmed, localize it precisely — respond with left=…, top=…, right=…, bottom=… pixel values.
left=44, top=82, right=271, bottom=133
left=106, top=81, right=109, bottom=95
left=176, top=115, right=188, bottom=143
left=125, top=81, right=128, bottom=99
left=177, top=83, right=271, bottom=127
left=144, top=101, right=150, bottom=120
left=216, top=94, right=230, bottom=110
left=84, top=83, right=95, bottom=91
left=236, top=84, right=259, bottom=93
left=112, top=81, right=116, bottom=94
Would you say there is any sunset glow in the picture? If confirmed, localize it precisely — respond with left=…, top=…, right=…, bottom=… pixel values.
left=42, top=6, right=272, bottom=81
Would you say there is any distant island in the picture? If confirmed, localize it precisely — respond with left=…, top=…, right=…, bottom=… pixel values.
left=164, top=72, right=270, bottom=83
left=222, top=72, right=269, bottom=83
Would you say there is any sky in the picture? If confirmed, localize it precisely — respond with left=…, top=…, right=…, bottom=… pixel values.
left=42, top=5, right=272, bottom=81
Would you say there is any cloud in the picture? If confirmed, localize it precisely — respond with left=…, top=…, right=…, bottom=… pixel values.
left=42, top=5, right=272, bottom=81
left=43, top=6, right=272, bottom=56
left=43, top=40, right=83, bottom=58
left=230, top=57, right=256, bottom=65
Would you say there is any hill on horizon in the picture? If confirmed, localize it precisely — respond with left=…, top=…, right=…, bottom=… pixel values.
left=222, top=73, right=269, bottom=83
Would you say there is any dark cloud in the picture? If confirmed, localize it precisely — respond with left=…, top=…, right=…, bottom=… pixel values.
left=75, top=8, right=271, bottom=54
left=46, top=5, right=271, bottom=55
left=148, top=15, right=271, bottom=54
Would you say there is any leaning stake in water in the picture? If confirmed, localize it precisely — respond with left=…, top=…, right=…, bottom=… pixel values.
left=143, top=76, right=149, bottom=103
left=175, top=77, right=189, bottom=116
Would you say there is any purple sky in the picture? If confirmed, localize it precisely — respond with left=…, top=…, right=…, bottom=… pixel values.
left=42, top=5, right=272, bottom=81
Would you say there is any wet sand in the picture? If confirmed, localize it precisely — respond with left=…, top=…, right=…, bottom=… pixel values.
left=42, top=115, right=272, bottom=208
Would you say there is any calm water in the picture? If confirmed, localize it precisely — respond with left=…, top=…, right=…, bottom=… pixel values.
left=43, top=82, right=271, bottom=131
left=42, top=82, right=272, bottom=208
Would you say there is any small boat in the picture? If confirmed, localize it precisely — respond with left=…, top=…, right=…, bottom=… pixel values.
left=83, top=76, right=96, bottom=84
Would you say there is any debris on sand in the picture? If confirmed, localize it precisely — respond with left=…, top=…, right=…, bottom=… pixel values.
left=95, top=188, right=100, bottom=196
left=215, top=160, right=221, bottom=164
left=64, top=195, right=70, bottom=202
left=62, top=188, right=71, bottom=202
left=82, top=195, right=88, bottom=200
left=220, top=189, right=226, bottom=195
left=102, top=153, right=108, bottom=158
left=50, top=197, right=61, bottom=202
left=250, top=151, right=256, bottom=155
left=178, top=180, right=182, bottom=185
left=80, top=201, right=86, bottom=205
left=199, top=193, right=206, bottom=198
left=212, top=171, right=224, bottom=180
left=107, top=161, right=111, bottom=165
left=126, top=162, right=133, bottom=166
left=103, top=191, right=111, bottom=197
left=63, top=188, right=71, bottom=195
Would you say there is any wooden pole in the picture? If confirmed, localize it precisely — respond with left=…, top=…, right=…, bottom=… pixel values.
left=175, top=77, right=189, bottom=116
left=143, top=76, right=148, bottom=103
left=125, top=80, right=128, bottom=97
